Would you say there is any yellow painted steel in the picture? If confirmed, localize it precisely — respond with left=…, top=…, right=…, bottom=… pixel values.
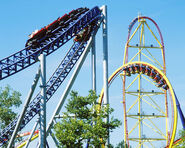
left=144, top=22, right=162, bottom=47
left=129, top=120, right=140, bottom=135
left=145, top=94, right=166, bottom=115
left=123, top=22, right=142, bottom=64
left=126, top=97, right=139, bottom=113
left=138, top=19, right=144, bottom=148
left=143, top=21, right=166, bottom=76
left=126, top=91, right=164, bottom=95
left=142, top=121, right=166, bottom=138
left=141, top=52, right=162, bottom=68
left=148, top=118, right=166, bottom=138
left=141, top=98, right=165, bottom=115
left=98, top=61, right=177, bottom=148
left=128, top=23, right=142, bottom=43
left=128, top=45, right=161, bottom=49
left=144, top=48, right=163, bottom=69
left=123, top=16, right=169, bottom=147
left=129, top=48, right=144, bottom=63
left=126, top=74, right=140, bottom=90
left=17, top=134, right=39, bottom=148
left=144, top=20, right=166, bottom=72
left=141, top=75, right=157, bottom=86
left=127, top=115, right=166, bottom=120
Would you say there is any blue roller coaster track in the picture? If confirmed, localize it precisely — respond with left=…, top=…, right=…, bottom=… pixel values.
left=0, top=7, right=101, bottom=80
left=0, top=6, right=102, bottom=145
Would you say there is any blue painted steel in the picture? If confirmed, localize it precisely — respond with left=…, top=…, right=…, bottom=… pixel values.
left=174, top=90, right=185, bottom=129
left=0, top=6, right=101, bottom=81
left=0, top=7, right=102, bottom=145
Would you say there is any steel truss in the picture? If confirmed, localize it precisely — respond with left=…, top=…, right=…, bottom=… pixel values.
left=122, top=16, right=172, bottom=148
left=0, top=6, right=102, bottom=146
left=0, top=7, right=101, bottom=80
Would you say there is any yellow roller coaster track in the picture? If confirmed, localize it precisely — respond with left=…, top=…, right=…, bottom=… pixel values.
left=98, top=61, right=177, bottom=148
left=122, top=16, right=170, bottom=147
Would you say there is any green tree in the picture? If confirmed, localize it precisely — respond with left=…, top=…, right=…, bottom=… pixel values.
left=0, top=85, right=22, bottom=129
left=54, top=90, right=121, bottom=148
left=176, top=129, right=185, bottom=147
left=115, top=140, right=129, bottom=148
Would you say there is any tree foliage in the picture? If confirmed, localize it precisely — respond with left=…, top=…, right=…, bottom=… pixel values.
left=115, top=140, right=128, bottom=148
left=176, top=129, right=185, bottom=147
left=0, top=85, right=22, bottom=129
left=54, top=90, right=121, bottom=147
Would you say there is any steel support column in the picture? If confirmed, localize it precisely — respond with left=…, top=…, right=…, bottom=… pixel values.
left=101, top=5, right=109, bottom=147
left=86, top=36, right=97, bottom=148
left=7, top=67, right=41, bottom=148
left=39, top=54, right=46, bottom=148
left=45, top=36, right=95, bottom=140
left=49, top=131, right=60, bottom=148
left=91, top=36, right=96, bottom=92
left=25, top=118, right=39, bottom=148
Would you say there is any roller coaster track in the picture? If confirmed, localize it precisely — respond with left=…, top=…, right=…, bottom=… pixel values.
left=122, top=16, right=172, bottom=147
left=98, top=61, right=177, bottom=148
left=122, top=16, right=185, bottom=147
left=0, top=6, right=102, bottom=145
left=0, top=7, right=101, bottom=81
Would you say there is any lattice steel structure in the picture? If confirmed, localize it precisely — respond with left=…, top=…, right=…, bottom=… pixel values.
left=98, top=61, right=177, bottom=148
left=0, top=6, right=105, bottom=147
left=122, top=16, right=175, bottom=147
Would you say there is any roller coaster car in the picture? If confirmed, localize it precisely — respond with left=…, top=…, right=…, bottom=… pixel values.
left=125, top=67, right=131, bottom=76
left=129, top=65, right=135, bottom=74
left=46, top=19, right=60, bottom=36
left=58, top=14, right=69, bottom=26
left=150, top=69, right=157, bottom=79
left=140, top=65, right=146, bottom=74
left=74, top=20, right=97, bottom=43
left=68, top=9, right=79, bottom=20
left=162, top=84, right=169, bottom=90
left=78, top=7, right=89, bottom=12
left=153, top=73, right=160, bottom=83
left=77, top=7, right=89, bottom=16
left=74, top=28, right=87, bottom=42
left=134, top=64, right=140, bottom=73
left=74, top=25, right=92, bottom=42
left=157, top=78, right=165, bottom=87
left=26, top=27, right=48, bottom=47
left=25, top=7, right=89, bottom=48
left=145, top=66, right=151, bottom=76
left=70, top=8, right=89, bottom=20
left=58, top=8, right=88, bottom=28
left=25, top=14, right=69, bottom=48
left=68, top=8, right=84, bottom=20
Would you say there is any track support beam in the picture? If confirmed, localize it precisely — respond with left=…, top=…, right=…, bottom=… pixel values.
left=7, top=66, right=41, bottom=148
left=45, top=38, right=94, bottom=138
left=49, top=131, right=60, bottom=148
left=39, top=54, right=46, bottom=148
left=25, top=118, right=39, bottom=148
left=91, top=35, right=96, bottom=92
left=101, top=5, right=109, bottom=147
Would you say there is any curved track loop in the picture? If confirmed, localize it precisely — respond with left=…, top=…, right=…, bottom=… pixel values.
left=124, top=16, right=166, bottom=71
left=123, top=16, right=169, bottom=147
left=0, top=7, right=102, bottom=145
left=0, top=7, right=101, bottom=80
left=98, top=62, right=177, bottom=148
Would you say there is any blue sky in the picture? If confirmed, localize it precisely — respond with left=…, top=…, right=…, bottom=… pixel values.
left=0, top=0, right=185, bottom=147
